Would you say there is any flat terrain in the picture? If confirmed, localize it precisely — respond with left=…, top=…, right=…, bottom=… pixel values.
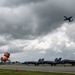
left=0, top=65, right=75, bottom=73
left=0, top=69, right=74, bottom=75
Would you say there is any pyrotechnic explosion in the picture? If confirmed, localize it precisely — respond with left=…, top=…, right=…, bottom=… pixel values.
left=1, top=52, right=10, bottom=64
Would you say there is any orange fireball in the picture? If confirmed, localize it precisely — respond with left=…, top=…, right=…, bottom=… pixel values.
left=1, top=52, right=10, bottom=63
left=1, top=56, right=8, bottom=61
left=4, top=52, right=10, bottom=58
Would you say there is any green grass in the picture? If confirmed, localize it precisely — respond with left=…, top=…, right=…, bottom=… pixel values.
left=0, top=69, right=74, bottom=75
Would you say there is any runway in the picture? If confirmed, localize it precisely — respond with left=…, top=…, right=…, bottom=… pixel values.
left=0, top=65, right=75, bottom=73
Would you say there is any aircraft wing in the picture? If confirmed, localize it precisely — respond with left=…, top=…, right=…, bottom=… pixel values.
left=64, top=16, right=67, bottom=18
left=69, top=16, right=72, bottom=18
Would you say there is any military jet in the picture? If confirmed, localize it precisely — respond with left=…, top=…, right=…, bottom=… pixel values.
left=64, top=16, right=73, bottom=22
left=62, top=59, right=75, bottom=66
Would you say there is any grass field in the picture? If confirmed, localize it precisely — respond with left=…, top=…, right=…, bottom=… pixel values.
left=0, top=69, right=75, bottom=75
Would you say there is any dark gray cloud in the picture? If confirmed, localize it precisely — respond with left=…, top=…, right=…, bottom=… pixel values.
left=32, top=0, right=75, bottom=35
left=1, top=0, right=45, bottom=7
left=0, top=6, right=35, bottom=39
left=0, top=0, right=75, bottom=39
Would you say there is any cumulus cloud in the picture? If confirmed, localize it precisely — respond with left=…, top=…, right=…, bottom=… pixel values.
left=0, top=23, right=75, bottom=61
left=0, top=0, right=75, bottom=61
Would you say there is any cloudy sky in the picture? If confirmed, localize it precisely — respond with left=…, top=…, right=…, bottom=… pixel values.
left=0, top=0, right=75, bottom=62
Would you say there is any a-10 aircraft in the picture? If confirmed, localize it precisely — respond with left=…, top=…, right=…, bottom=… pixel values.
left=64, top=16, right=73, bottom=22
left=22, top=58, right=75, bottom=66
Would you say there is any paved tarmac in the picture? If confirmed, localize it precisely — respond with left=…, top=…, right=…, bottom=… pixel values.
left=0, top=65, right=75, bottom=73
